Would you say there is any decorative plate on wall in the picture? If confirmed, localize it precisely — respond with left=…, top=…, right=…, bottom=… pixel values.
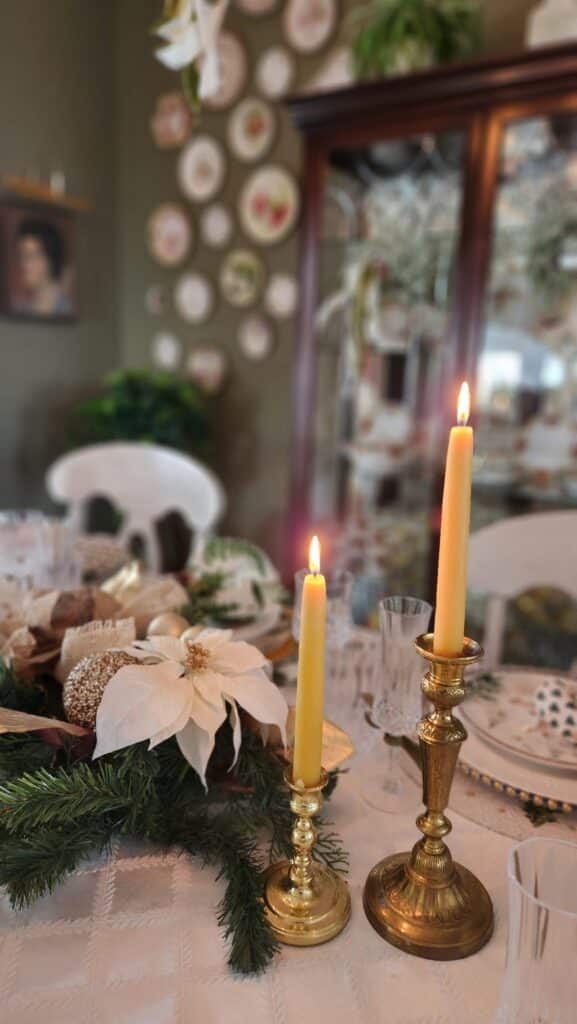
left=283, top=0, right=337, bottom=54
left=200, top=203, right=234, bottom=248
left=238, top=314, right=276, bottom=362
left=227, top=98, right=276, bottom=163
left=187, top=345, right=229, bottom=395
left=265, top=272, right=298, bottom=318
left=147, top=203, right=193, bottom=266
left=174, top=272, right=215, bottom=324
left=202, top=32, right=248, bottom=111
left=239, top=165, right=300, bottom=245
left=220, top=248, right=266, bottom=307
left=151, top=331, right=182, bottom=371
left=150, top=92, right=194, bottom=150
left=178, top=135, right=226, bottom=203
left=255, top=46, right=295, bottom=99
left=235, top=0, right=279, bottom=14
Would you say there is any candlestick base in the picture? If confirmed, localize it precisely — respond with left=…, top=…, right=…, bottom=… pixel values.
left=363, top=847, right=493, bottom=960
left=263, top=768, right=351, bottom=947
left=263, top=859, right=351, bottom=947
left=363, top=634, right=494, bottom=960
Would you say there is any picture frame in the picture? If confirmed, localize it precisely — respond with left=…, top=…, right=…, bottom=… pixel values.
left=0, top=201, right=77, bottom=321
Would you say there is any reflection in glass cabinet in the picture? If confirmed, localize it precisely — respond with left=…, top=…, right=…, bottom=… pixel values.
left=312, top=131, right=465, bottom=614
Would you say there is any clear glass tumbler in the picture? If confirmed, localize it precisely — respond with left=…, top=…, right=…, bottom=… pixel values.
left=363, top=595, right=432, bottom=813
left=496, top=837, right=577, bottom=1024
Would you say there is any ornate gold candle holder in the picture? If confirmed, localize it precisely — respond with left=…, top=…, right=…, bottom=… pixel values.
left=363, top=633, right=494, bottom=960
left=263, top=767, right=351, bottom=946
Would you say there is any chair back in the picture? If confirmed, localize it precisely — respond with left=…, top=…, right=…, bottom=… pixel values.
left=468, top=511, right=577, bottom=668
left=47, top=442, right=226, bottom=571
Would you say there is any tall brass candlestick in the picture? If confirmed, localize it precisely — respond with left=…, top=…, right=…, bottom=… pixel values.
left=363, top=633, right=494, bottom=960
left=263, top=767, right=351, bottom=946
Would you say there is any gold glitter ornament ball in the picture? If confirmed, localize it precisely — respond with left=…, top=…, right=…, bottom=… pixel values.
left=63, top=650, right=139, bottom=729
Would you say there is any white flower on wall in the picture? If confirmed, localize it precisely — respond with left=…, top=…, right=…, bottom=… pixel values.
left=154, top=0, right=229, bottom=101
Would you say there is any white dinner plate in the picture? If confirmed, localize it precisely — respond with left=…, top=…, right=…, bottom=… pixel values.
left=461, top=667, right=577, bottom=776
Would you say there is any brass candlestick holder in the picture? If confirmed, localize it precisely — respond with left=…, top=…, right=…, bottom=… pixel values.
left=263, top=767, right=351, bottom=946
left=363, top=633, right=494, bottom=960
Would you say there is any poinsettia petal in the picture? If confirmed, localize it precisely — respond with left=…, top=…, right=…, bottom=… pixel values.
left=194, top=628, right=233, bottom=652
left=193, top=669, right=226, bottom=709
left=176, top=692, right=227, bottom=787
left=93, top=662, right=189, bottom=759
left=135, top=636, right=185, bottom=662
left=219, top=669, right=288, bottom=744
left=228, top=700, right=241, bottom=768
left=148, top=687, right=195, bottom=748
left=210, top=640, right=267, bottom=675
left=155, top=31, right=200, bottom=71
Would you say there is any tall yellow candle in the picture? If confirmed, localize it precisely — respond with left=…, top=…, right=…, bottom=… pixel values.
left=433, top=382, right=474, bottom=658
left=293, top=535, right=326, bottom=787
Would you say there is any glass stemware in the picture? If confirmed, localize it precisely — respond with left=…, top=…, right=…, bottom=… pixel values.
left=496, top=837, right=577, bottom=1024
left=363, top=595, right=432, bottom=813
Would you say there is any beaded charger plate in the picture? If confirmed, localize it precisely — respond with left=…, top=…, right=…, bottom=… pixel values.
left=459, top=729, right=577, bottom=813
left=461, top=668, right=577, bottom=776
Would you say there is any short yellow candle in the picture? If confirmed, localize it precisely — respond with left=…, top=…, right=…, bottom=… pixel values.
left=433, top=382, right=474, bottom=658
left=293, top=535, right=326, bottom=787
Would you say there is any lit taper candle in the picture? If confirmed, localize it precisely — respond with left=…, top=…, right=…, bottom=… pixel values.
left=433, top=382, right=473, bottom=657
left=292, top=535, right=326, bottom=787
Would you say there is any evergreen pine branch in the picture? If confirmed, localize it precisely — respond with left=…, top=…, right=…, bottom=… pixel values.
left=173, top=808, right=279, bottom=975
left=0, top=733, right=58, bottom=781
left=0, top=821, right=113, bottom=909
left=0, top=754, right=158, bottom=836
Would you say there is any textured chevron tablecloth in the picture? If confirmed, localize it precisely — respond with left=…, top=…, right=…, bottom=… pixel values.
left=0, top=744, right=529, bottom=1024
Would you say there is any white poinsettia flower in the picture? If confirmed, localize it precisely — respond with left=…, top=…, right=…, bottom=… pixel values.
left=155, top=0, right=201, bottom=71
left=93, top=628, right=288, bottom=787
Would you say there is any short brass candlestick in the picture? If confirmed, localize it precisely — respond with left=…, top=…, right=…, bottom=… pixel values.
left=364, top=633, right=494, bottom=960
left=263, top=767, right=351, bottom=946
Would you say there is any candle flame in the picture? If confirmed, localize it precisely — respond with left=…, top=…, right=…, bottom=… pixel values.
left=309, top=535, right=321, bottom=574
left=457, top=381, right=470, bottom=426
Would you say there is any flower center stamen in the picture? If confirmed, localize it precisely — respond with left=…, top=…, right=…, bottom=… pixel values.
left=184, top=641, right=210, bottom=674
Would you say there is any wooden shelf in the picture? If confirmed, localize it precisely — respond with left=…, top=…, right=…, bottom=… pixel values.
left=1, top=175, right=91, bottom=212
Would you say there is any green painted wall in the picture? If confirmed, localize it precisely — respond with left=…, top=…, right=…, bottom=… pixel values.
left=0, top=1, right=118, bottom=509
left=0, top=0, right=539, bottom=547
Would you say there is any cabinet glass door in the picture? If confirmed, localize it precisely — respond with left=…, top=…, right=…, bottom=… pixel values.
left=312, top=129, right=466, bottom=618
left=473, top=111, right=577, bottom=667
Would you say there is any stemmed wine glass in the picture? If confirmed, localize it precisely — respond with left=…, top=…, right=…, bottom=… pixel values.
left=363, top=595, right=432, bottom=814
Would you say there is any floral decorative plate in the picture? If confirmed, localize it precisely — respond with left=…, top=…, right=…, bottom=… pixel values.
left=186, top=345, right=229, bottom=395
left=178, top=135, right=226, bottom=203
left=239, top=165, right=300, bottom=245
left=220, top=248, right=266, bottom=307
left=255, top=46, right=295, bottom=99
left=265, top=272, right=298, bottom=318
left=202, top=32, right=247, bottom=111
left=200, top=203, right=234, bottom=248
left=228, top=97, right=276, bottom=163
left=174, top=272, right=215, bottom=324
left=238, top=314, right=275, bottom=361
left=147, top=204, right=192, bottom=266
left=235, top=0, right=279, bottom=15
left=151, top=332, right=182, bottom=371
left=283, top=0, right=337, bottom=54
left=462, top=668, right=577, bottom=776
left=150, top=91, right=193, bottom=150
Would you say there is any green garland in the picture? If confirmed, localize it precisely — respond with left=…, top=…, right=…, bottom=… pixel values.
left=0, top=663, right=347, bottom=975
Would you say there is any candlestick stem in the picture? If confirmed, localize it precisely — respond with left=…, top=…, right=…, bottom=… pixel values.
left=363, top=633, right=494, bottom=960
left=263, top=767, right=350, bottom=946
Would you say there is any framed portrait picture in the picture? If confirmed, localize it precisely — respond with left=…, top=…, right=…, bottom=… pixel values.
left=0, top=202, right=77, bottom=320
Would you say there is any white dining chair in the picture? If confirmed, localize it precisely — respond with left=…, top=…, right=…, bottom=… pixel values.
left=467, top=510, right=577, bottom=669
left=46, top=442, right=226, bottom=572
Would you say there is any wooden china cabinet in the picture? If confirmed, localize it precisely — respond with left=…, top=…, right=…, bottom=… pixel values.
left=285, top=44, right=577, bottom=614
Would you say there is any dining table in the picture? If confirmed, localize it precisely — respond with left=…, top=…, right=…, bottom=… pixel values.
left=2, top=735, right=574, bottom=1024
